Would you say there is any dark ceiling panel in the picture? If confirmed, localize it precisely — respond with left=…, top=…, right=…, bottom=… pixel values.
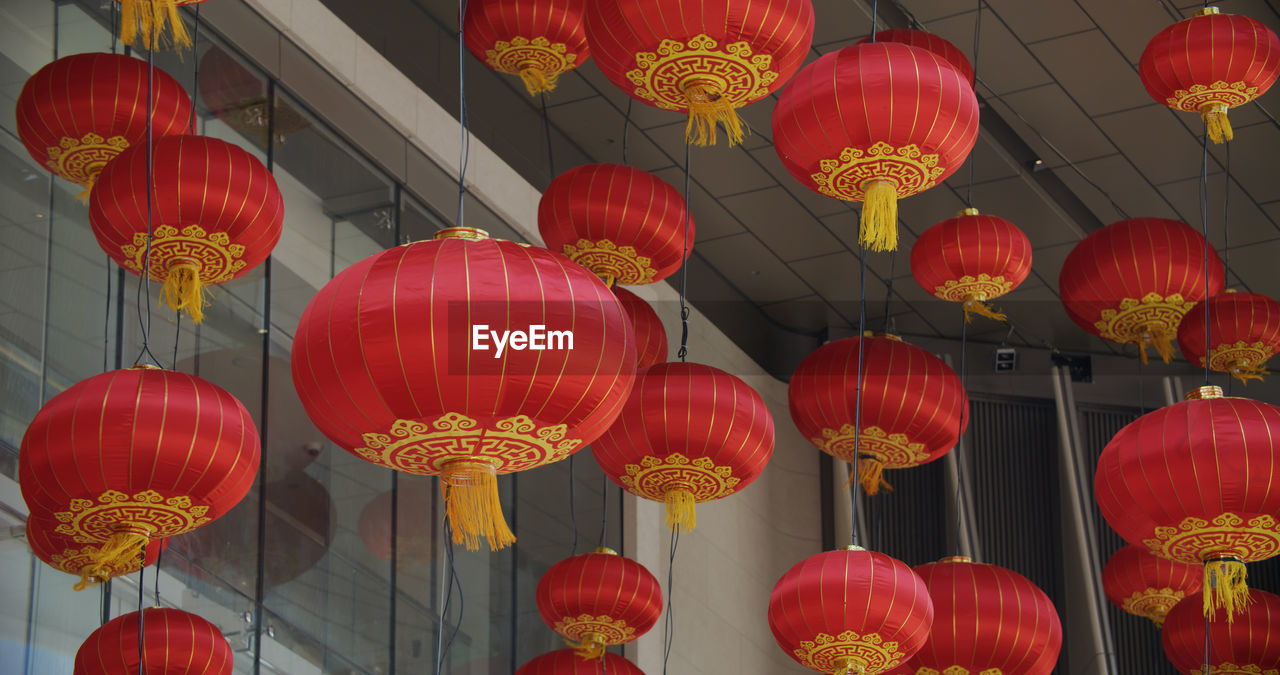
left=697, top=233, right=815, bottom=304
left=1074, top=0, right=1178, bottom=64
left=721, top=187, right=843, bottom=262
left=986, top=84, right=1117, bottom=167
left=1028, top=30, right=1152, bottom=117
left=1051, top=154, right=1181, bottom=225
left=984, top=0, right=1095, bottom=44
left=928, top=9, right=1052, bottom=95
left=1094, top=105, right=1213, bottom=186
left=1157, top=173, right=1280, bottom=252
left=968, top=176, right=1083, bottom=249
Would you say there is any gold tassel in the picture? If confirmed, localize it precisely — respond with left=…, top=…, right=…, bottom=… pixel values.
left=159, top=262, right=209, bottom=324
left=844, top=457, right=894, bottom=496
left=1202, top=102, right=1233, bottom=144
left=517, top=68, right=557, bottom=96
left=1137, top=327, right=1176, bottom=364
left=860, top=179, right=899, bottom=252
left=74, top=564, right=113, bottom=592
left=664, top=486, right=697, bottom=533
left=962, top=296, right=1008, bottom=323
left=87, top=529, right=150, bottom=575
left=564, top=634, right=606, bottom=660
left=75, top=173, right=97, bottom=204
left=119, top=0, right=193, bottom=51
left=1148, top=612, right=1166, bottom=629
left=1229, top=361, right=1268, bottom=384
left=833, top=657, right=864, bottom=675
left=442, top=459, right=515, bottom=551
left=682, top=82, right=746, bottom=147
left=1204, top=558, right=1251, bottom=621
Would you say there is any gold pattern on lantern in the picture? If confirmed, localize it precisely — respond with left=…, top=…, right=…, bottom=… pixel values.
left=1093, top=292, right=1194, bottom=345
left=1167, top=80, right=1259, bottom=112
left=811, top=142, right=945, bottom=201
left=561, top=238, right=659, bottom=285
left=1205, top=340, right=1276, bottom=382
left=918, top=668, right=1004, bottom=675
left=1193, top=665, right=1277, bottom=675
left=625, top=34, right=778, bottom=111
left=792, top=630, right=904, bottom=674
left=815, top=425, right=931, bottom=468
left=46, top=133, right=130, bottom=186
left=121, top=224, right=248, bottom=283
left=620, top=453, right=741, bottom=502
left=1121, top=588, right=1187, bottom=626
left=1143, top=513, right=1280, bottom=565
left=53, top=489, right=210, bottom=543
left=355, top=413, right=582, bottom=476
left=485, top=36, right=578, bottom=75
left=934, top=274, right=1014, bottom=302
left=553, top=614, right=636, bottom=645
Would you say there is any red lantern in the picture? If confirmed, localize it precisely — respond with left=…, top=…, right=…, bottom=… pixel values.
left=538, top=163, right=692, bottom=286
left=114, top=0, right=207, bottom=50
left=592, top=362, right=774, bottom=532
left=463, top=0, right=590, bottom=96
left=198, top=45, right=310, bottom=147
left=1178, top=292, right=1280, bottom=383
left=1102, top=543, right=1203, bottom=628
left=1095, top=386, right=1280, bottom=619
left=26, top=517, right=165, bottom=591
left=859, top=30, right=974, bottom=83
left=614, top=287, right=667, bottom=368
left=15, top=53, right=192, bottom=196
left=291, top=227, right=636, bottom=551
left=788, top=335, right=968, bottom=495
left=911, top=556, right=1063, bottom=674
left=19, top=366, right=259, bottom=574
left=358, top=486, right=436, bottom=563
left=88, top=134, right=284, bottom=324
left=1140, top=7, right=1280, bottom=144
left=74, top=607, right=232, bottom=674
left=1163, top=590, right=1280, bottom=674
left=583, top=0, right=814, bottom=146
left=769, top=546, right=934, bottom=675
left=1059, top=218, right=1225, bottom=363
left=910, top=208, right=1032, bottom=321
left=773, top=43, right=980, bottom=251
left=535, top=548, right=662, bottom=657
left=516, top=650, right=645, bottom=675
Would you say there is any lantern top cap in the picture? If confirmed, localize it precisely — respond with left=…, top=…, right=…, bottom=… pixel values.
left=434, top=226, right=490, bottom=241
left=957, top=207, right=980, bottom=217
left=842, top=544, right=866, bottom=552
left=593, top=546, right=619, bottom=556
left=128, top=364, right=163, bottom=371
left=1196, top=6, right=1221, bottom=15
left=938, top=555, right=973, bottom=563
left=1185, top=385, right=1224, bottom=401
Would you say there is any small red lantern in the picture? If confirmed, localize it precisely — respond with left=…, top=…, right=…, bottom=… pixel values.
left=1178, top=292, right=1280, bottom=383
left=19, top=366, right=260, bottom=574
left=788, top=335, right=968, bottom=495
left=1102, top=543, right=1202, bottom=628
left=769, top=546, right=934, bottom=675
left=198, top=45, right=310, bottom=147
left=1059, top=218, right=1225, bottom=363
left=1163, top=589, right=1280, bottom=674
left=592, top=362, right=774, bottom=532
left=614, top=287, right=667, bottom=368
left=15, top=53, right=192, bottom=197
left=114, top=0, right=208, bottom=50
left=1095, top=386, right=1280, bottom=619
left=773, top=43, right=980, bottom=251
left=1140, top=7, right=1280, bottom=144
left=74, top=607, right=232, bottom=674
left=536, top=548, right=662, bottom=658
left=538, top=163, right=692, bottom=286
left=516, top=650, right=645, bottom=675
left=26, top=517, right=164, bottom=591
left=911, top=556, right=1063, bottom=674
left=291, top=227, right=637, bottom=551
left=583, top=0, right=814, bottom=145
left=859, top=30, right=974, bottom=83
left=89, top=134, right=285, bottom=323
left=910, top=208, right=1032, bottom=321
left=463, top=0, right=590, bottom=95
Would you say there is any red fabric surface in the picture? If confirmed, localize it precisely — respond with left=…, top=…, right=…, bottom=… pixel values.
left=15, top=53, right=192, bottom=187
left=535, top=551, right=662, bottom=644
left=858, top=29, right=974, bottom=84
left=1101, top=543, right=1202, bottom=618
left=1178, top=292, right=1280, bottom=368
left=74, top=607, right=232, bottom=674
left=910, top=211, right=1032, bottom=301
left=26, top=516, right=164, bottom=579
left=911, top=559, right=1063, bottom=674
left=1163, top=590, right=1280, bottom=674
left=613, top=287, right=668, bottom=368
left=516, top=649, right=645, bottom=674
left=463, top=0, right=590, bottom=72
left=1140, top=10, right=1280, bottom=111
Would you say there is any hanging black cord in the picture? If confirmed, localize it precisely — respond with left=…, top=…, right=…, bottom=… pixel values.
left=137, top=543, right=147, bottom=675
left=621, top=99, right=633, bottom=165
left=1198, top=122, right=1213, bottom=387
left=1202, top=612, right=1212, bottom=675
left=850, top=242, right=869, bottom=547
left=966, top=0, right=983, bottom=207
left=869, top=0, right=879, bottom=40
left=881, top=251, right=896, bottom=333
left=661, top=527, right=680, bottom=675
left=105, top=259, right=113, bottom=373
left=153, top=546, right=163, bottom=605
left=188, top=5, right=201, bottom=132
left=455, top=0, right=472, bottom=228
left=1223, top=142, right=1233, bottom=396
left=172, top=313, right=181, bottom=370
left=110, top=0, right=119, bottom=54
left=677, top=143, right=692, bottom=361
left=568, top=456, right=580, bottom=554
left=953, top=313, right=969, bottom=557
left=134, top=45, right=162, bottom=367
left=541, top=94, right=556, bottom=180
left=433, top=521, right=464, bottom=674
left=597, top=473, right=609, bottom=549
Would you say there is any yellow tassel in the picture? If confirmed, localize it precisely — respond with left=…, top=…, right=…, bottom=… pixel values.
left=1204, top=558, right=1251, bottom=621
left=74, top=564, right=114, bottom=592
left=87, top=529, right=150, bottom=575
left=119, top=0, right=192, bottom=51
left=1202, top=102, right=1233, bottom=144
left=833, top=657, right=865, bottom=675
left=1137, top=327, right=1176, bottom=364
left=860, top=180, right=900, bottom=252
left=517, top=68, right=557, bottom=96
left=682, top=82, right=747, bottom=147
left=1229, top=360, right=1268, bottom=384
left=75, top=173, right=97, bottom=204
left=1148, top=612, right=1166, bottom=629
left=159, top=263, right=209, bottom=324
left=664, top=486, right=697, bottom=533
left=962, top=297, right=1008, bottom=323
left=564, top=634, right=606, bottom=660
left=844, top=457, right=894, bottom=496
left=442, top=459, right=516, bottom=551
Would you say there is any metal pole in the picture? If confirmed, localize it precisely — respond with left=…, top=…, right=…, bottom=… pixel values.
left=941, top=353, right=982, bottom=561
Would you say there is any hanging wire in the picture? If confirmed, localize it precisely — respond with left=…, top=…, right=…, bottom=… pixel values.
left=568, top=456, right=580, bottom=554
left=952, top=313, right=969, bottom=557
left=541, top=94, right=556, bottom=180
left=661, top=527, right=681, bottom=675
left=133, top=45, right=163, bottom=368
left=454, top=0, right=472, bottom=228
left=850, top=242, right=869, bottom=547
left=172, top=313, right=182, bottom=370
left=153, top=546, right=163, bottom=605
left=621, top=99, right=633, bottom=165
left=137, top=543, right=147, bottom=675
left=104, top=259, right=113, bottom=373
left=677, top=143, right=692, bottom=361
left=869, top=0, right=879, bottom=40
left=1198, top=121, right=1213, bottom=387
left=1223, top=142, right=1233, bottom=396
left=188, top=5, right=202, bottom=132
left=433, top=521, right=464, bottom=674
left=597, top=473, right=609, bottom=549
left=110, top=0, right=119, bottom=54
left=965, top=0, right=983, bottom=207
left=881, top=251, right=896, bottom=334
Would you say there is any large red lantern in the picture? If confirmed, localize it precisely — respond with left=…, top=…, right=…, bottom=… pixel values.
left=74, top=607, right=232, bottom=674
left=910, top=208, right=1032, bottom=321
left=463, top=0, right=590, bottom=96
left=1178, top=292, right=1280, bottom=383
left=198, top=45, right=310, bottom=147
left=858, top=30, right=974, bottom=83
left=88, top=134, right=284, bottom=324
left=614, top=287, right=667, bottom=368
left=911, top=556, right=1063, bottom=674
left=114, top=0, right=208, bottom=50
left=538, top=163, right=692, bottom=286
left=20, top=366, right=259, bottom=574
left=773, top=43, right=980, bottom=252
left=26, top=516, right=164, bottom=591
left=583, top=0, right=814, bottom=146
left=291, top=227, right=637, bottom=551
left=769, top=546, right=934, bottom=675
left=15, top=53, right=192, bottom=197
left=1102, top=543, right=1202, bottom=628
left=1163, top=590, right=1280, bottom=674
left=1059, top=218, right=1225, bottom=363
left=535, top=548, right=662, bottom=657
left=1095, top=386, right=1280, bottom=619
left=592, top=362, right=774, bottom=532
left=1140, top=7, right=1280, bottom=144
left=788, top=335, right=968, bottom=495
left=516, top=650, right=645, bottom=675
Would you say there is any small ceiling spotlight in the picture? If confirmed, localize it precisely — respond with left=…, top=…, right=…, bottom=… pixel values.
left=1027, top=158, right=1048, bottom=172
